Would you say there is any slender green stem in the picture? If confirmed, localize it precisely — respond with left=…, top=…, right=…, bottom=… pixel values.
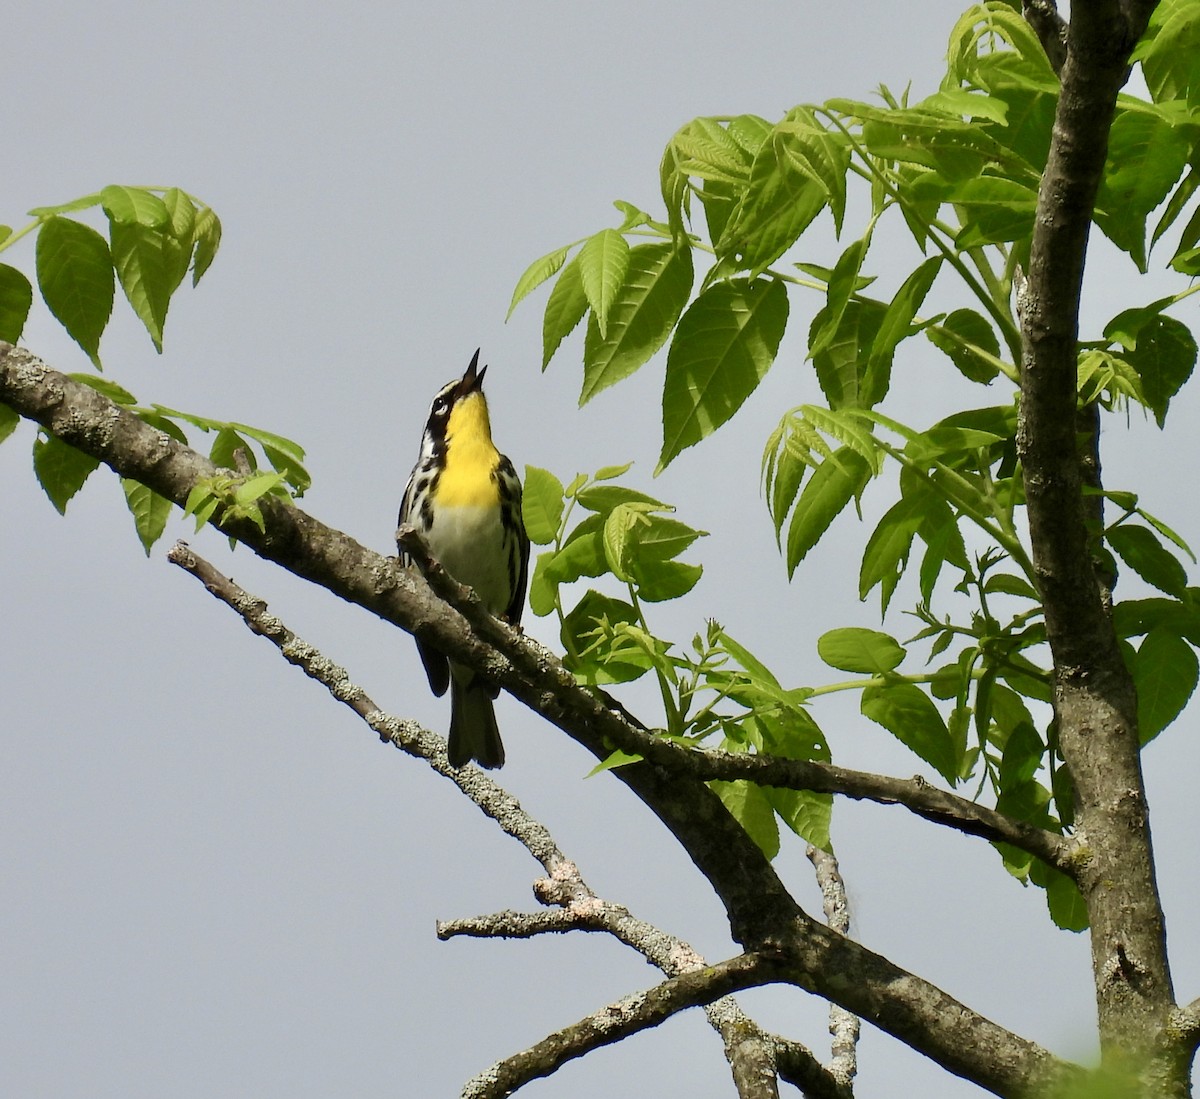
left=627, top=581, right=681, bottom=734
left=0, top=218, right=42, bottom=256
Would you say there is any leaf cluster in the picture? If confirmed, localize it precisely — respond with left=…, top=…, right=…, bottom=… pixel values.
left=0, top=186, right=309, bottom=554
left=508, top=0, right=1200, bottom=929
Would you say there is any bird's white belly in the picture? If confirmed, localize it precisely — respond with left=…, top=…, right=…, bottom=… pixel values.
left=423, top=502, right=511, bottom=615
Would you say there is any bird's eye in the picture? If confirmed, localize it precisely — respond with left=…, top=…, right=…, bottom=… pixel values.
left=433, top=397, right=449, bottom=416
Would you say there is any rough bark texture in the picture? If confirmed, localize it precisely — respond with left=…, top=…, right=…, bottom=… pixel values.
left=1, top=344, right=1073, bottom=1096
left=1016, top=0, right=1178, bottom=1082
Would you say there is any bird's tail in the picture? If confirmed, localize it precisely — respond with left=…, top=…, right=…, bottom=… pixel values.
left=447, top=673, right=505, bottom=769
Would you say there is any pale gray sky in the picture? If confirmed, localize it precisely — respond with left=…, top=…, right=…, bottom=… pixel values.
left=4, top=3, right=1199, bottom=1097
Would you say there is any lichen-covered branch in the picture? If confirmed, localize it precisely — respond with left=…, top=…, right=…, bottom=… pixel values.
left=3, top=346, right=1075, bottom=1095
left=165, top=543, right=833, bottom=1099
left=808, top=846, right=859, bottom=1089
left=461, top=952, right=791, bottom=1099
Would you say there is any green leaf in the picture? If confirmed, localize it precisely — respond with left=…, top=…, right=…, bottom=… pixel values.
left=658, top=278, right=789, bottom=471
left=602, top=503, right=646, bottom=581
left=160, top=188, right=196, bottom=293
left=818, top=627, right=904, bottom=674
left=100, top=184, right=171, bottom=228
left=925, top=308, right=1003, bottom=383
left=809, top=233, right=872, bottom=360
left=0, top=402, right=20, bottom=445
left=191, top=207, right=222, bottom=286
left=508, top=242, right=572, bottom=320
left=810, top=299, right=887, bottom=410
left=1095, top=106, right=1191, bottom=271
left=521, top=465, right=565, bottom=545
left=27, top=193, right=103, bottom=217
left=542, top=255, right=589, bottom=369
left=577, top=228, right=629, bottom=338
left=528, top=551, right=559, bottom=617
left=785, top=447, right=872, bottom=576
left=561, top=589, right=650, bottom=685
left=35, top=217, right=115, bottom=367
left=543, top=514, right=608, bottom=583
left=575, top=484, right=666, bottom=514
left=861, top=681, right=958, bottom=783
left=766, top=786, right=831, bottom=850
left=1108, top=524, right=1189, bottom=598
left=709, top=780, right=780, bottom=859
left=952, top=176, right=1038, bottom=247
left=1040, top=865, right=1089, bottom=933
left=121, top=477, right=174, bottom=555
left=718, top=132, right=828, bottom=274
left=860, top=494, right=926, bottom=612
left=633, top=558, right=703, bottom=601
left=110, top=221, right=172, bottom=351
left=593, top=462, right=633, bottom=481
left=69, top=373, right=138, bottom=404
left=1124, top=315, right=1197, bottom=426
left=580, top=243, right=693, bottom=403
left=32, top=433, right=102, bottom=514
left=863, top=257, right=942, bottom=401
left=0, top=263, right=34, bottom=342
left=1134, top=628, right=1198, bottom=745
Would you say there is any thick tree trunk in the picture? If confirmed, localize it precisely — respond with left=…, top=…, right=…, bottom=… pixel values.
left=1017, top=1, right=1181, bottom=1087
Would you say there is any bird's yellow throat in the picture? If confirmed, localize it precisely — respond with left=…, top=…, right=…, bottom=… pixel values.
left=437, top=392, right=502, bottom=507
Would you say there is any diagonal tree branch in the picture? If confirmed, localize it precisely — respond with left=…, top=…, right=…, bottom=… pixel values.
left=400, top=526, right=1074, bottom=875
left=165, top=542, right=827, bottom=1099
left=3, top=345, right=1077, bottom=1096
left=462, top=951, right=792, bottom=1099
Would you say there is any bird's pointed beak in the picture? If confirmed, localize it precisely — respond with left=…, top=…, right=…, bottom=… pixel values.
left=458, top=348, right=487, bottom=398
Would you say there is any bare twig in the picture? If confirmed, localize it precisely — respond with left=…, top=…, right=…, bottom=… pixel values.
left=165, top=542, right=841, bottom=1099
left=461, top=952, right=790, bottom=1099
left=808, top=847, right=860, bottom=1089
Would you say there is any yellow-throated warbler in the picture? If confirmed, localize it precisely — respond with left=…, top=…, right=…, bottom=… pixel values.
left=398, top=350, right=529, bottom=769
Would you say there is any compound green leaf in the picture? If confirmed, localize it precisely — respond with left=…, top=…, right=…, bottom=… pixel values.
left=0, top=403, right=19, bottom=445
left=865, top=257, right=942, bottom=399
left=659, top=278, right=788, bottom=470
left=101, top=184, right=170, bottom=228
left=1108, top=523, right=1189, bottom=598
left=925, top=307, right=1003, bottom=383
left=633, top=558, right=703, bottom=601
left=581, top=243, right=693, bottom=404
left=522, top=464, right=565, bottom=545
left=785, top=446, right=871, bottom=576
left=33, top=433, right=101, bottom=514
left=719, top=135, right=827, bottom=274
left=860, top=493, right=926, bottom=612
left=121, top=477, right=174, bottom=555
left=1134, top=627, right=1198, bottom=744
left=542, top=255, right=589, bottom=369
left=819, top=627, right=904, bottom=674
left=577, top=228, right=629, bottom=339
left=191, top=207, right=222, bottom=286
left=27, top=193, right=103, bottom=217
left=0, top=263, right=33, bottom=342
left=710, top=780, right=780, bottom=859
left=35, top=216, right=114, bottom=368
left=1124, top=314, right=1197, bottom=426
left=110, top=221, right=172, bottom=351
left=861, top=680, right=958, bottom=783
left=508, top=242, right=572, bottom=320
